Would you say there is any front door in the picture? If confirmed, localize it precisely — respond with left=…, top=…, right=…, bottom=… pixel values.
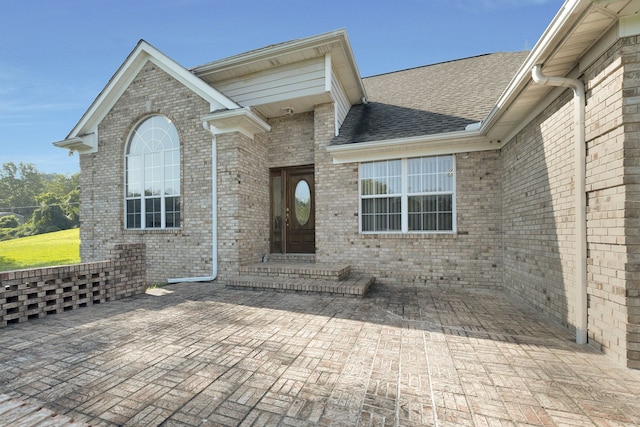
left=271, top=166, right=315, bottom=254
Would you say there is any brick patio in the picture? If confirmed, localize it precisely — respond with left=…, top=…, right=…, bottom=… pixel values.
left=1, top=281, right=640, bottom=426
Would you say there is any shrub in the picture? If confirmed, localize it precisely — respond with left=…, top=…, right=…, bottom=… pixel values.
left=0, top=215, right=19, bottom=228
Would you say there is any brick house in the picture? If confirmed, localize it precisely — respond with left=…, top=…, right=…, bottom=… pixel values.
left=54, top=0, right=640, bottom=368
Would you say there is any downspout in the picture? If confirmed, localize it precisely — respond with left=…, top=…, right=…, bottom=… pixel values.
left=167, top=123, right=218, bottom=283
left=531, top=64, right=587, bottom=345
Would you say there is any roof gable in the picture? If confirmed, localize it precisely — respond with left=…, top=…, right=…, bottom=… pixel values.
left=55, top=40, right=238, bottom=153
left=192, top=29, right=366, bottom=120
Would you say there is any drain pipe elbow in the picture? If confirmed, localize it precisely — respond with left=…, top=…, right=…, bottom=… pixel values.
left=531, top=64, right=587, bottom=345
left=532, top=65, right=583, bottom=95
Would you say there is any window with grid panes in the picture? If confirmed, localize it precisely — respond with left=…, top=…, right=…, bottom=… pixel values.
left=360, top=155, right=455, bottom=233
left=125, top=115, right=180, bottom=229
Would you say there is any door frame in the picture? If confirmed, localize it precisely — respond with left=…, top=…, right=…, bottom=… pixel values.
left=270, top=165, right=315, bottom=254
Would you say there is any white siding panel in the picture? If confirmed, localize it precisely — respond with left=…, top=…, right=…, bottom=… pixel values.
left=332, top=68, right=351, bottom=131
left=216, top=58, right=327, bottom=107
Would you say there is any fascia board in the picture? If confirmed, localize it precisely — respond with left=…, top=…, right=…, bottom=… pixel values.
left=140, top=43, right=238, bottom=110
left=66, top=40, right=238, bottom=140
left=193, top=29, right=348, bottom=75
left=331, top=30, right=368, bottom=103
left=327, top=131, right=499, bottom=164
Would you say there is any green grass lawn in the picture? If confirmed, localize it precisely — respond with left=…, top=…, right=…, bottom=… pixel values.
left=0, top=229, right=80, bottom=272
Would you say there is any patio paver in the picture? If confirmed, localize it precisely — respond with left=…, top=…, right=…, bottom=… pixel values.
left=1, top=281, right=639, bottom=426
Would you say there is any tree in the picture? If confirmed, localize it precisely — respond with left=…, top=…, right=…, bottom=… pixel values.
left=0, top=163, right=79, bottom=238
left=44, top=173, right=80, bottom=227
left=0, top=162, right=45, bottom=219
left=44, top=172, right=79, bottom=198
left=29, top=193, right=71, bottom=234
left=63, top=187, right=80, bottom=227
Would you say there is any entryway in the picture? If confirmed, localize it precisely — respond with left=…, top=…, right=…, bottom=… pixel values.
left=270, top=166, right=315, bottom=254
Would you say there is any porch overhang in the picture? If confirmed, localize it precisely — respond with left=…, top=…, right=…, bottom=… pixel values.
left=202, top=107, right=271, bottom=139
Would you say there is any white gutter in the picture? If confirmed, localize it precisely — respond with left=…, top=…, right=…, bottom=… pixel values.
left=167, top=123, right=219, bottom=284
left=327, top=129, right=496, bottom=164
left=531, top=64, right=587, bottom=345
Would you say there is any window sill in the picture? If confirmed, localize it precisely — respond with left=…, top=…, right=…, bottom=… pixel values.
left=359, top=231, right=460, bottom=238
left=124, top=228, right=182, bottom=235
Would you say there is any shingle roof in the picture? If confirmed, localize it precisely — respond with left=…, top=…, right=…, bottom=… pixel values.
left=331, top=51, right=529, bottom=145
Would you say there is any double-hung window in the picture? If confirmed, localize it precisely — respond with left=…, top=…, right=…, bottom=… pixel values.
left=125, top=115, right=180, bottom=229
left=360, top=155, right=455, bottom=233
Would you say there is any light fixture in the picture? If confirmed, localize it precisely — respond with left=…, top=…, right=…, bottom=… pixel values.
left=282, top=106, right=294, bottom=116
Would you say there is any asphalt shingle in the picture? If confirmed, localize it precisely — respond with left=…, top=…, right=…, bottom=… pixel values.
left=332, top=51, right=529, bottom=145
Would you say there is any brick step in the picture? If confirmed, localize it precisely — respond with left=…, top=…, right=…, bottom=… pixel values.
left=225, top=274, right=375, bottom=298
left=239, top=262, right=351, bottom=281
left=266, top=253, right=315, bottom=263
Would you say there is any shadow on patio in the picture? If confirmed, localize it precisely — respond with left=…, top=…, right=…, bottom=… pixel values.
left=1, top=281, right=639, bottom=426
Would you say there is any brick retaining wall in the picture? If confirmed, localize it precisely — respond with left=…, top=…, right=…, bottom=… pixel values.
left=0, top=243, right=146, bottom=327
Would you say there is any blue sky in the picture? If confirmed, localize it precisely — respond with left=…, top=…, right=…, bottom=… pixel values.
left=0, top=0, right=562, bottom=175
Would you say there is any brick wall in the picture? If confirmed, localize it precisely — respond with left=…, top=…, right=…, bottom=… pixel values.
left=315, top=103, right=503, bottom=287
left=502, top=92, right=576, bottom=327
left=267, top=112, right=315, bottom=168
left=0, top=243, right=145, bottom=327
left=79, top=61, right=214, bottom=284
left=612, top=36, right=640, bottom=368
left=502, top=36, right=640, bottom=368
left=584, top=39, right=629, bottom=366
left=216, top=110, right=315, bottom=277
left=216, top=130, right=270, bottom=279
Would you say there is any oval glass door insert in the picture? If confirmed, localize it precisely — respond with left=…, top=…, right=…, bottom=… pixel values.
left=295, top=180, right=311, bottom=226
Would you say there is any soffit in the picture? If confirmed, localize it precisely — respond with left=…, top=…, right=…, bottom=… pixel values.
left=486, top=0, right=640, bottom=143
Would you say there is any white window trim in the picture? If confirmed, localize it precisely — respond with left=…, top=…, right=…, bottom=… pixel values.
left=359, top=155, right=457, bottom=234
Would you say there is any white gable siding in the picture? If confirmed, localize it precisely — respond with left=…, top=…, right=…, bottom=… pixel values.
left=332, top=67, right=350, bottom=134
left=216, top=57, right=326, bottom=108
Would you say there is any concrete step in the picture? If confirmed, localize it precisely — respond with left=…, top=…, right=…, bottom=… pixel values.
left=225, top=274, right=375, bottom=298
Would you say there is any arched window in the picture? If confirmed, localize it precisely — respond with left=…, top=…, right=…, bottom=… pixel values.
left=125, top=115, right=180, bottom=229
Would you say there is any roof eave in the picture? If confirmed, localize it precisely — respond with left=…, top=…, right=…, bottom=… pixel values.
left=481, top=0, right=589, bottom=134
left=480, top=0, right=638, bottom=143
left=57, top=40, right=239, bottom=150
left=327, top=130, right=499, bottom=164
